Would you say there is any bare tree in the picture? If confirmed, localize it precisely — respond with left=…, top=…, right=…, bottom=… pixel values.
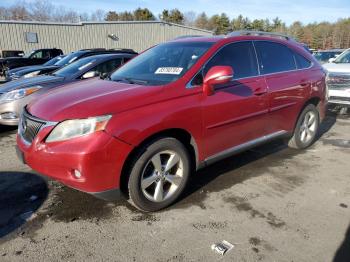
left=183, top=11, right=196, bottom=27
left=91, top=9, right=105, bottom=21
left=28, top=0, right=53, bottom=21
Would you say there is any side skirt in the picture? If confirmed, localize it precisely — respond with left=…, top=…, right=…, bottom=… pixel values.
left=200, top=130, right=289, bottom=168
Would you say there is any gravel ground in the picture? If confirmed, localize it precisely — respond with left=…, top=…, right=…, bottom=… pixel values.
left=0, top=110, right=349, bottom=262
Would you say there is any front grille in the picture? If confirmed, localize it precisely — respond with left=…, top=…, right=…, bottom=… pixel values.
left=329, top=96, right=350, bottom=102
left=327, top=73, right=350, bottom=90
left=19, top=109, right=47, bottom=144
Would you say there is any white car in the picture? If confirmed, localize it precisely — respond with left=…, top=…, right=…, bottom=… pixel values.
left=323, top=49, right=350, bottom=107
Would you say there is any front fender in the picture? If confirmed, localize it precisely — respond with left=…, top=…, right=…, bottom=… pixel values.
left=105, top=93, right=206, bottom=161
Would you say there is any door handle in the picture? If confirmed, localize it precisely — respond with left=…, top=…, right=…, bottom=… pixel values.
left=300, top=80, right=310, bottom=87
left=253, top=88, right=267, bottom=96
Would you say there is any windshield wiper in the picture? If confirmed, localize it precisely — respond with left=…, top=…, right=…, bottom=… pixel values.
left=113, top=77, right=149, bottom=85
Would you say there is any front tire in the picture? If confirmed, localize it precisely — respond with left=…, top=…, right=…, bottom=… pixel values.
left=128, top=137, right=191, bottom=212
left=287, top=104, right=320, bottom=149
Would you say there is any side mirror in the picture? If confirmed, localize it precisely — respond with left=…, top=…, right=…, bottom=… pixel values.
left=82, top=71, right=98, bottom=79
left=203, top=66, right=233, bottom=96
left=328, top=57, right=336, bottom=63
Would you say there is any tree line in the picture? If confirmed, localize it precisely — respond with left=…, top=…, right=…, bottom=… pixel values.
left=1, top=0, right=349, bottom=49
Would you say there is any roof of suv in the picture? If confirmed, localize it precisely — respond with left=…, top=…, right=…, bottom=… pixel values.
left=170, top=32, right=311, bottom=56
left=171, top=31, right=299, bottom=45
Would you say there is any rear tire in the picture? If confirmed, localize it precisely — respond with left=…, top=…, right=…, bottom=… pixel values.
left=127, top=137, right=191, bottom=212
left=287, top=104, right=320, bottom=149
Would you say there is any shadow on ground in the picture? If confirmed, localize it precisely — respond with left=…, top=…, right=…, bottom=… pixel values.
left=0, top=125, right=17, bottom=136
left=175, top=112, right=337, bottom=209
left=334, top=224, right=350, bottom=262
left=0, top=172, right=48, bottom=238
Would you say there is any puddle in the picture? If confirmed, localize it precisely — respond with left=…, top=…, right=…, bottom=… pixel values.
left=224, top=195, right=286, bottom=229
left=249, top=237, right=276, bottom=252
left=192, top=221, right=228, bottom=231
left=39, top=183, right=119, bottom=223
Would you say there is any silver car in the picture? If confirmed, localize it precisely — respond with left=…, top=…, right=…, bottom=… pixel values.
left=0, top=53, right=135, bottom=125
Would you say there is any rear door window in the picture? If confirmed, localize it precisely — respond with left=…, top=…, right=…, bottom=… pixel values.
left=254, top=41, right=296, bottom=74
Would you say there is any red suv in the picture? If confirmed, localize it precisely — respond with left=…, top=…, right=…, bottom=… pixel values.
left=16, top=32, right=326, bottom=212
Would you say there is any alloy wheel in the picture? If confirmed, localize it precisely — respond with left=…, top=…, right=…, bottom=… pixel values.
left=299, top=111, right=317, bottom=144
left=141, top=150, right=184, bottom=203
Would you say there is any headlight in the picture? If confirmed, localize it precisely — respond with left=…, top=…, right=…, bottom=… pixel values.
left=23, top=70, right=40, bottom=78
left=0, top=86, right=42, bottom=103
left=46, top=115, right=112, bottom=143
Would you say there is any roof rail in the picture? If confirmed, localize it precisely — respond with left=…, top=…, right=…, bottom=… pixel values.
left=79, top=48, right=107, bottom=51
left=228, top=30, right=293, bottom=41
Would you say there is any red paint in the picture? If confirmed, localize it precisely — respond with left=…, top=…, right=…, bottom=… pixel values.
left=17, top=35, right=326, bottom=194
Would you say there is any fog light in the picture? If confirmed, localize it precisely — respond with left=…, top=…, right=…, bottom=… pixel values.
left=0, top=112, right=18, bottom=120
left=73, top=169, right=82, bottom=179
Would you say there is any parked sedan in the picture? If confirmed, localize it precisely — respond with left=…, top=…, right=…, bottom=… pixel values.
left=5, top=49, right=137, bottom=82
left=0, top=53, right=135, bottom=125
left=5, top=55, right=65, bottom=81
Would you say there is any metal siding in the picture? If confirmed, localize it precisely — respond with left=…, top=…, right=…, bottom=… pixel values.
left=0, top=21, right=212, bottom=54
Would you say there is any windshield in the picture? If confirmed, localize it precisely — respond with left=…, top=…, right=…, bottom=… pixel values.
left=334, top=50, right=350, bottom=63
left=55, top=52, right=81, bottom=67
left=53, top=56, right=96, bottom=77
left=314, top=52, right=341, bottom=63
left=110, top=42, right=213, bottom=85
left=24, top=50, right=35, bottom=58
left=43, top=56, right=63, bottom=66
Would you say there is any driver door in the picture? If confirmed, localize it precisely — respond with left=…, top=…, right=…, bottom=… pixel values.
left=200, top=41, right=270, bottom=159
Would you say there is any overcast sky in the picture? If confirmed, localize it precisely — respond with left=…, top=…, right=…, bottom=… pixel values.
left=2, top=0, right=349, bottom=25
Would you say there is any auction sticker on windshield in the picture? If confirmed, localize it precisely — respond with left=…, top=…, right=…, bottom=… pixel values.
left=155, top=67, right=183, bottom=75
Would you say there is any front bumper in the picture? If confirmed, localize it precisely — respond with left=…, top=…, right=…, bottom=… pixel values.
left=0, top=93, right=44, bottom=126
left=16, top=126, right=134, bottom=197
left=328, top=89, right=350, bottom=106
left=0, top=100, right=22, bottom=126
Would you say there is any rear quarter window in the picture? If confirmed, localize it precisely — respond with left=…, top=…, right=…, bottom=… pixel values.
left=255, top=41, right=296, bottom=74
left=294, top=52, right=312, bottom=69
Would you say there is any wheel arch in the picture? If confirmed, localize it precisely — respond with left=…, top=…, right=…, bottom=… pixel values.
left=292, top=96, right=321, bottom=133
left=119, top=128, right=200, bottom=196
left=306, top=96, right=321, bottom=108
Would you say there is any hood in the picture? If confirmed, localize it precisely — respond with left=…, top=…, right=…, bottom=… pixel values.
left=8, top=65, right=59, bottom=75
left=0, top=75, right=64, bottom=93
left=323, top=63, right=350, bottom=74
left=8, top=65, right=41, bottom=74
left=13, top=65, right=60, bottom=76
left=28, top=78, right=165, bottom=121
